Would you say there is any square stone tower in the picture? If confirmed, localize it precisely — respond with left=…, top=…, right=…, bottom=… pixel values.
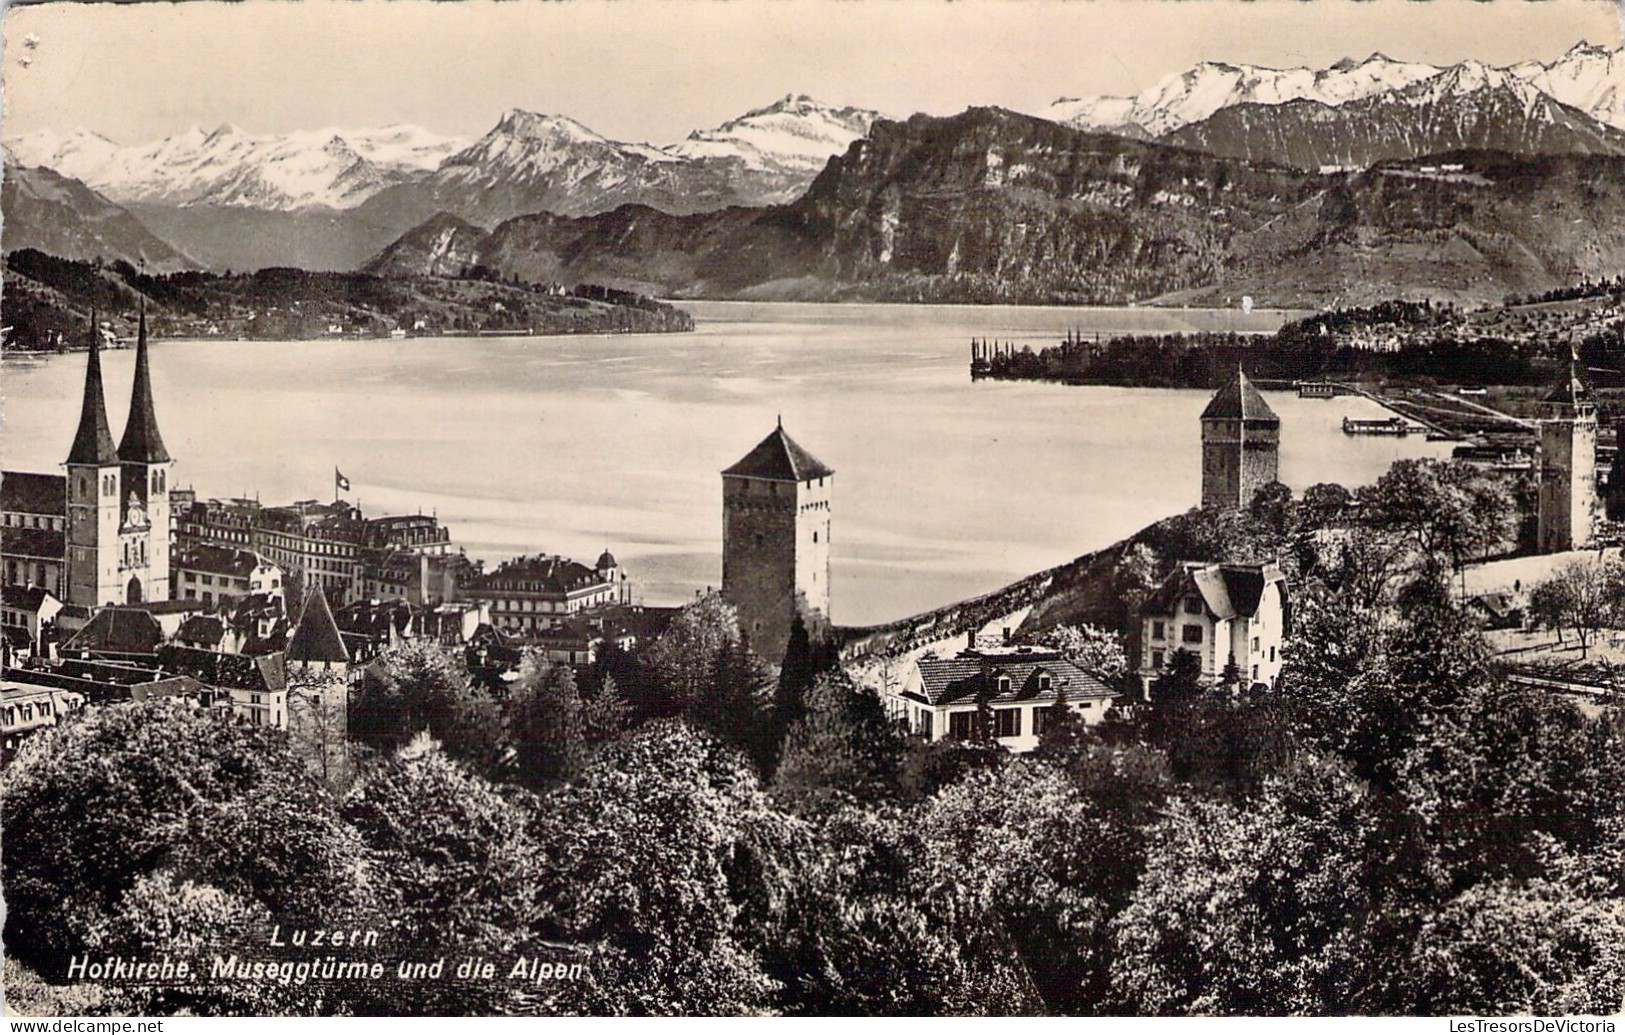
left=1200, top=367, right=1280, bottom=511
left=722, top=421, right=833, bottom=665
left=1538, top=348, right=1598, bottom=553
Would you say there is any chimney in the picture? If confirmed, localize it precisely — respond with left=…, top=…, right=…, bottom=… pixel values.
left=1002, top=626, right=1012, bottom=646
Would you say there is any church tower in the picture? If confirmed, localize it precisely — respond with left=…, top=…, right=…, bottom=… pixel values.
left=721, top=421, right=833, bottom=665
left=1200, top=367, right=1280, bottom=511
left=64, top=313, right=125, bottom=608
left=115, top=302, right=173, bottom=603
left=1537, top=346, right=1598, bottom=554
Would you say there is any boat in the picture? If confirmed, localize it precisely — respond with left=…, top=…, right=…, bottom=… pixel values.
left=1342, top=416, right=1415, bottom=436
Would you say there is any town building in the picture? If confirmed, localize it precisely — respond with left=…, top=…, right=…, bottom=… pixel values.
left=1, top=679, right=85, bottom=758
left=1200, top=368, right=1280, bottom=511
left=890, top=642, right=1119, bottom=753
left=721, top=422, right=833, bottom=665
left=1137, top=561, right=1289, bottom=693
left=1538, top=347, right=1599, bottom=553
left=463, top=553, right=624, bottom=637
left=172, top=544, right=284, bottom=610
left=2, top=309, right=174, bottom=609
left=175, top=496, right=463, bottom=607
left=1, top=585, right=63, bottom=657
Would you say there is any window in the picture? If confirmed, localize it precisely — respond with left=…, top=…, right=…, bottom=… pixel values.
left=996, top=674, right=1011, bottom=694
left=1152, top=620, right=1166, bottom=640
left=948, top=711, right=975, bottom=740
left=1037, top=672, right=1051, bottom=692
left=1182, top=625, right=1204, bottom=644
left=994, top=708, right=1021, bottom=738
left=1252, top=636, right=1260, bottom=652
left=1184, top=597, right=1204, bottom=616
left=916, top=711, right=934, bottom=738
left=1270, top=646, right=1276, bottom=662
left=1152, top=649, right=1165, bottom=669
left=812, top=531, right=818, bottom=543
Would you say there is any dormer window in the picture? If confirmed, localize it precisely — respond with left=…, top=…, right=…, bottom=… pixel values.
left=1037, top=672, right=1052, bottom=692
left=996, top=674, right=1011, bottom=694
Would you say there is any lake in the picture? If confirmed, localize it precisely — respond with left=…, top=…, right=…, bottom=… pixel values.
left=1, top=301, right=1455, bottom=625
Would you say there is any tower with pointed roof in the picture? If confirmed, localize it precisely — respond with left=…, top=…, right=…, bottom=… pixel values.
left=1200, top=367, right=1280, bottom=511
left=115, top=303, right=173, bottom=603
left=64, top=312, right=127, bottom=608
left=721, top=421, right=834, bottom=665
left=1537, top=347, right=1598, bottom=553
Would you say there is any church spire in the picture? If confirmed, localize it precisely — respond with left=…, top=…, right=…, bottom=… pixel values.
left=117, top=298, right=171, bottom=463
left=66, top=309, right=118, bottom=466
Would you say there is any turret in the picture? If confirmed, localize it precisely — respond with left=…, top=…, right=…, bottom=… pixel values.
left=64, top=312, right=125, bottom=607
left=1538, top=346, right=1598, bottom=553
left=1200, top=366, right=1280, bottom=511
left=116, top=301, right=173, bottom=602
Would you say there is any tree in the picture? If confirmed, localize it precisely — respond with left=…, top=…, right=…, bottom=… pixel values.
left=694, top=638, right=778, bottom=774
left=1526, top=557, right=1625, bottom=659
left=2, top=700, right=383, bottom=979
left=1380, top=879, right=1625, bottom=1015
left=527, top=722, right=797, bottom=1015
left=774, top=672, right=909, bottom=811
left=581, top=671, right=631, bottom=743
left=286, top=669, right=354, bottom=794
left=506, top=650, right=586, bottom=789
left=342, top=740, right=543, bottom=1014
left=1361, top=459, right=1514, bottom=572
left=349, top=641, right=504, bottom=775
left=1110, top=752, right=1377, bottom=1015
left=1036, top=624, right=1129, bottom=683
left=645, top=592, right=743, bottom=712
left=1247, top=480, right=1295, bottom=536
left=1297, top=482, right=1353, bottom=532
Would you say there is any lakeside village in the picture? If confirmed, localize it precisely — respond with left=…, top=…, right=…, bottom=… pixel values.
left=5, top=301, right=1620, bottom=762
left=8, top=303, right=1625, bottom=1015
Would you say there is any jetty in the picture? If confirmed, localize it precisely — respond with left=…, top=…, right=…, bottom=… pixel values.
left=1342, top=416, right=1420, bottom=436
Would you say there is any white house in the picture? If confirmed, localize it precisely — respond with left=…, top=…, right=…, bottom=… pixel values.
left=890, top=643, right=1120, bottom=753
left=1138, top=561, right=1289, bottom=693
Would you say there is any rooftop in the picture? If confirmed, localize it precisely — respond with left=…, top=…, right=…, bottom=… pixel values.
left=1201, top=369, right=1279, bottom=423
left=723, top=423, right=834, bottom=482
left=1, top=472, right=67, bottom=516
left=913, top=651, right=1116, bottom=708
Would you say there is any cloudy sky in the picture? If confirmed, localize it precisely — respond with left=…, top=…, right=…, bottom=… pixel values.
left=4, top=0, right=1620, bottom=145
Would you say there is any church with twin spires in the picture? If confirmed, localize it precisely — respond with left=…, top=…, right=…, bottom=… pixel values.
left=1, top=309, right=173, bottom=608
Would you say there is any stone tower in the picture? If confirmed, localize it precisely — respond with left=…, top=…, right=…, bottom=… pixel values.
left=64, top=313, right=126, bottom=608
left=1200, top=367, right=1280, bottom=511
left=721, top=421, right=833, bottom=665
left=114, top=303, right=173, bottom=604
left=1538, top=347, right=1598, bottom=554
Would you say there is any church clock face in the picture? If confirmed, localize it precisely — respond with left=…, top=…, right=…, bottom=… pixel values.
left=124, top=492, right=149, bottom=530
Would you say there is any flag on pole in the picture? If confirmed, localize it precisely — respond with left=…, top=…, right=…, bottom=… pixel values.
left=336, top=467, right=351, bottom=494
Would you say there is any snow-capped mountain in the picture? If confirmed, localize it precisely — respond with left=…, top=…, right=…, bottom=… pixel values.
left=1163, top=60, right=1625, bottom=169
left=5, top=123, right=468, bottom=211
left=356, top=98, right=880, bottom=230
left=670, top=94, right=881, bottom=176
left=1045, top=53, right=1446, bottom=136
left=1510, top=41, right=1625, bottom=131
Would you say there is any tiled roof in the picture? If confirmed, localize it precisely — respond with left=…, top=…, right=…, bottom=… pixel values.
left=1, top=472, right=67, bottom=515
left=287, top=591, right=350, bottom=665
left=2, top=526, right=66, bottom=561
left=1, top=585, right=57, bottom=612
left=722, top=424, right=834, bottom=482
left=174, top=544, right=263, bottom=579
left=64, top=606, right=164, bottom=654
left=175, top=615, right=227, bottom=647
left=1201, top=369, right=1278, bottom=423
left=471, top=556, right=605, bottom=596
left=913, top=651, right=1115, bottom=708
left=1144, top=562, right=1282, bottom=621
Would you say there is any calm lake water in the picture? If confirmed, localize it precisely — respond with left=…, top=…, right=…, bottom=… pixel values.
left=1, top=301, right=1454, bottom=625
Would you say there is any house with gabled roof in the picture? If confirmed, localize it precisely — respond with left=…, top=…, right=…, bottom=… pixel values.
left=1137, top=560, right=1289, bottom=693
left=891, top=642, right=1120, bottom=753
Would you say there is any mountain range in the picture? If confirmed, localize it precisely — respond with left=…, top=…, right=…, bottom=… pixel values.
left=1044, top=41, right=1625, bottom=138
left=364, top=107, right=1625, bottom=308
left=12, top=45, right=1625, bottom=307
